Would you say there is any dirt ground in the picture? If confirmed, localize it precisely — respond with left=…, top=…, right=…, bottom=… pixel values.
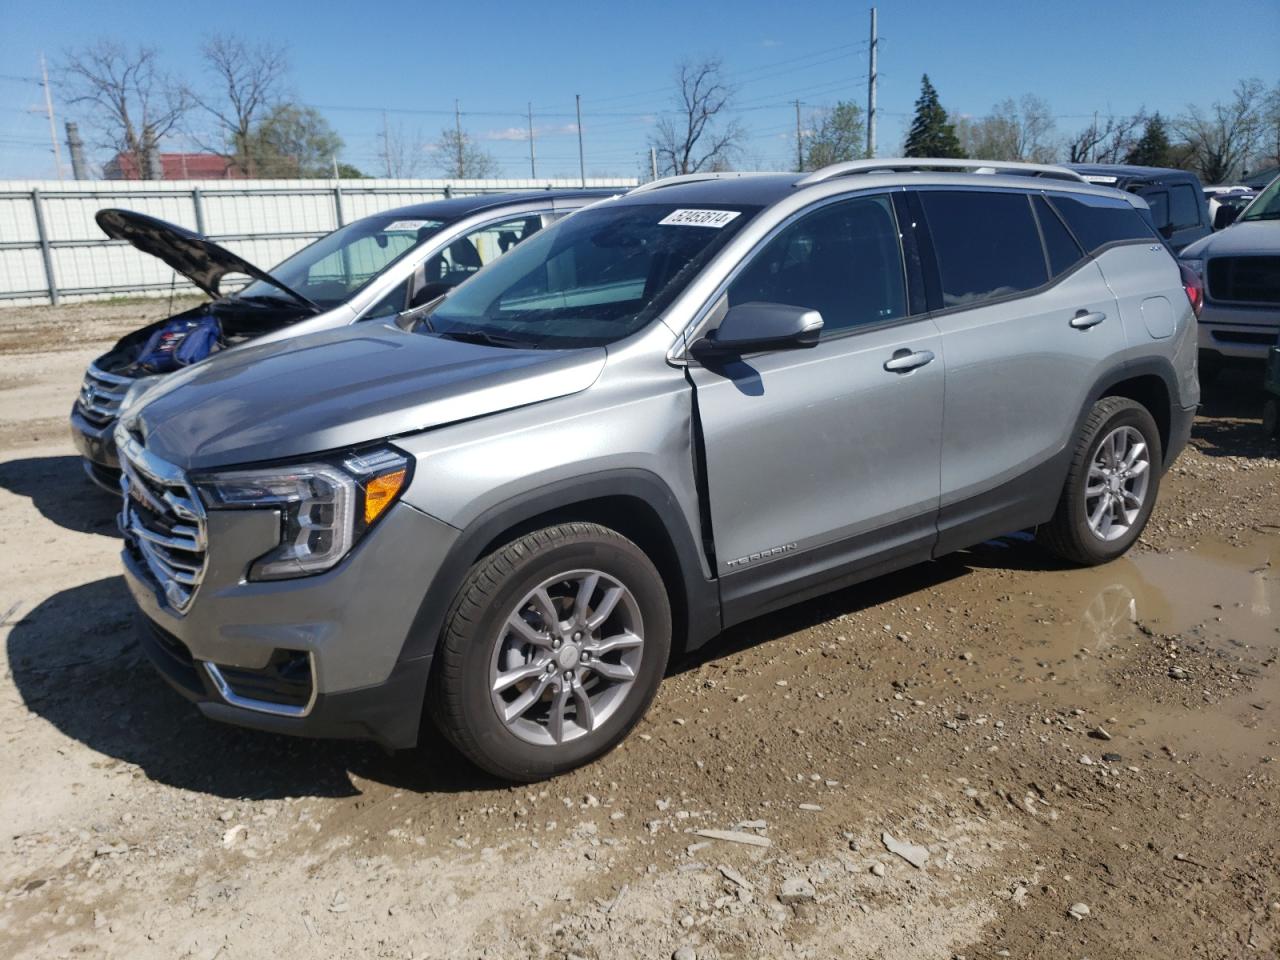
left=0, top=299, right=1277, bottom=960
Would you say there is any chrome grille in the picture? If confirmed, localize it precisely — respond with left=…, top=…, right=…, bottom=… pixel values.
left=77, top=364, right=132, bottom=426
left=116, top=429, right=207, bottom=613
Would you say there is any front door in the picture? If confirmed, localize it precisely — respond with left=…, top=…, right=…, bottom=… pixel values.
left=688, top=194, right=945, bottom=625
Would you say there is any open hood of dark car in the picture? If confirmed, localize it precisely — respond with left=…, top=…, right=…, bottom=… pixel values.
left=95, top=208, right=319, bottom=311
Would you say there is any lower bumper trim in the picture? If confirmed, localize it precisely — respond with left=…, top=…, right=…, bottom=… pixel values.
left=135, top=615, right=431, bottom=750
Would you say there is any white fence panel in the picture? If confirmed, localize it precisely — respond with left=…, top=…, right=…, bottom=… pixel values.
left=0, top=176, right=638, bottom=307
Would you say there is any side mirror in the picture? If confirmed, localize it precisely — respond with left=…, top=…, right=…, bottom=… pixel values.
left=690, top=301, right=823, bottom=360
left=1213, top=205, right=1240, bottom=229
left=395, top=293, right=446, bottom=331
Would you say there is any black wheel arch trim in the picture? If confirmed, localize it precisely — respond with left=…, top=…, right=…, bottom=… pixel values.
left=399, top=468, right=721, bottom=665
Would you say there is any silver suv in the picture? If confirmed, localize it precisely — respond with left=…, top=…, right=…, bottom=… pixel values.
left=116, top=160, right=1201, bottom=781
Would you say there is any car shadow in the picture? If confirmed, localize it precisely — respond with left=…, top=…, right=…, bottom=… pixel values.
left=0, top=455, right=122, bottom=537
left=7, top=576, right=502, bottom=800
left=1194, top=372, right=1278, bottom=460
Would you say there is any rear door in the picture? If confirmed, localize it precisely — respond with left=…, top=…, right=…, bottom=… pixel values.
left=916, top=188, right=1126, bottom=552
left=688, top=193, right=945, bottom=624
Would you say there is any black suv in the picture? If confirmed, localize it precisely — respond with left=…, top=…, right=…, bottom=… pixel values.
left=1069, top=164, right=1212, bottom=253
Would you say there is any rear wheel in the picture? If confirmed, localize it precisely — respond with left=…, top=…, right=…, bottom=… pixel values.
left=1039, top=397, right=1163, bottom=566
left=429, top=522, right=671, bottom=781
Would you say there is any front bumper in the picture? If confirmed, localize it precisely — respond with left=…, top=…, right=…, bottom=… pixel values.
left=1197, top=301, right=1280, bottom=360
left=69, top=404, right=122, bottom=489
left=123, top=499, right=460, bottom=749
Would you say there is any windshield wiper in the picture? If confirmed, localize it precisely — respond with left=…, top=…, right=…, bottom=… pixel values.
left=434, top=329, right=534, bottom=349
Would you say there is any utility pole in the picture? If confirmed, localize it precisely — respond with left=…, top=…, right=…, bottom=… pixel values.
left=39, top=53, right=64, bottom=180
left=454, top=99, right=464, bottom=177
left=650, top=146, right=658, bottom=181
left=381, top=110, right=392, bottom=177
left=575, top=94, right=586, bottom=187
left=795, top=99, right=804, bottom=171
left=65, top=122, right=88, bottom=180
left=866, top=7, right=878, bottom=159
left=527, top=102, right=537, bottom=178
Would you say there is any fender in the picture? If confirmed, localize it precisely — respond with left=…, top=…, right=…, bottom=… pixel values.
left=398, top=468, right=722, bottom=666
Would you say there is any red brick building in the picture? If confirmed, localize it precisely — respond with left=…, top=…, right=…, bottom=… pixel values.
left=103, top=152, right=246, bottom=180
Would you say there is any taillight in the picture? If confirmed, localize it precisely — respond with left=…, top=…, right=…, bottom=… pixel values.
left=1179, top=262, right=1203, bottom=318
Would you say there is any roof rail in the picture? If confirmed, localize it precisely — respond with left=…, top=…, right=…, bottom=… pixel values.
left=795, top=158, right=1086, bottom=187
left=627, top=171, right=776, bottom=195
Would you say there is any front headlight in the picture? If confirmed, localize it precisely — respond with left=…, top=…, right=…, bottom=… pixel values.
left=193, top=447, right=410, bottom=581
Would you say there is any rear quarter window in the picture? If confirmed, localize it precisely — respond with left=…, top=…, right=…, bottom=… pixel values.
left=1049, top=193, right=1157, bottom=254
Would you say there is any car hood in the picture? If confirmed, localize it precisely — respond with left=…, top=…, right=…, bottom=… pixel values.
left=126, top=324, right=607, bottom=471
left=1181, top=220, right=1280, bottom=258
left=96, top=208, right=319, bottom=311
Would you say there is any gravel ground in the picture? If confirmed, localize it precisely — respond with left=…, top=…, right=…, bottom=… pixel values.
left=0, top=301, right=1278, bottom=960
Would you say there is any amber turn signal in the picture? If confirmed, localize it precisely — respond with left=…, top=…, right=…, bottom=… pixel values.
left=363, top=468, right=407, bottom=525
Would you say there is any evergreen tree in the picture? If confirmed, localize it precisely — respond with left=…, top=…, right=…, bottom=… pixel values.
left=903, top=75, right=964, bottom=158
left=1125, top=113, right=1173, bottom=167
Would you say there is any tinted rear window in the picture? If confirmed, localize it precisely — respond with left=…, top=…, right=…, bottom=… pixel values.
left=920, top=191, right=1047, bottom=308
left=1049, top=194, right=1156, bottom=254
left=1170, top=184, right=1201, bottom=229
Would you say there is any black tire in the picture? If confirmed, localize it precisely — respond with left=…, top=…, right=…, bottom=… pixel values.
left=428, top=522, right=671, bottom=781
left=1263, top=398, right=1280, bottom=439
left=1039, top=396, right=1163, bottom=566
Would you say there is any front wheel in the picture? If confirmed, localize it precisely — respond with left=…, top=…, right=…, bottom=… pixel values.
left=429, top=522, right=671, bottom=781
left=1039, top=396, right=1163, bottom=566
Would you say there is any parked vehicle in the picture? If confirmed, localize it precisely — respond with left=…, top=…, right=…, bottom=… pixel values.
left=1263, top=333, right=1280, bottom=439
left=70, top=190, right=618, bottom=490
left=116, top=159, right=1200, bottom=781
left=1069, top=164, right=1212, bottom=252
left=1204, top=186, right=1258, bottom=228
left=1180, top=173, right=1280, bottom=371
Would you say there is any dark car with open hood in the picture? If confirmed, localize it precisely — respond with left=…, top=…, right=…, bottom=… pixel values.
left=69, top=189, right=618, bottom=490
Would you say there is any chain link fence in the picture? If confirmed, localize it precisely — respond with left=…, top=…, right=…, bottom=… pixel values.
left=0, top=176, right=638, bottom=307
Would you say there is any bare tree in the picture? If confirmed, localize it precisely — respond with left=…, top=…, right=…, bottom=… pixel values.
left=377, top=117, right=428, bottom=178
left=1175, top=79, right=1266, bottom=183
left=429, top=128, right=497, bottom=178
left=190, top=34, right=289, bottom=176
left=1067, top=111, right=1147, bottom=164
left=649, top=58, right=744, bottom=176
left=956, top=95, right=1057, bottom=163
left=58, top=41, right=189, bottom=178
left=1257, top=81, right=1280, bottom=171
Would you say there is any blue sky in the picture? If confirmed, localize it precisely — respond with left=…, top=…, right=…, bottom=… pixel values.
left=1, top=0, right=1277, bottom=180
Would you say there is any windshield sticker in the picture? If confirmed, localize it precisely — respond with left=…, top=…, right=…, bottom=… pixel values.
left=384, top=219, right=432, bottom=232
left=659, top=209, right=741, bottom=228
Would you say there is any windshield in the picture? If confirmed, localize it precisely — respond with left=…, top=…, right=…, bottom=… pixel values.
left=424, top=202, right=759, bottom=348
left=237, top=214, right=449, bottom=307
left=1239, top=176, right=1280, bottom=222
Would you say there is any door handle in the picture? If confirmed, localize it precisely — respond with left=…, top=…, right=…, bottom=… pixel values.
left=1070, top=310, right=1107, bottom=329
left=883, top=348, right=935, bottom=373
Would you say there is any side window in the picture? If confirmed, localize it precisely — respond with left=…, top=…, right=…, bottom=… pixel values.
left=422, top=215, right=544, bottom=289
left=919, top=191, right=1047, bottom=308
left=1170, top=184, right=1201, bottom=229
left=727, top=195, right=906, bottom=335
left=1032, top=196, right=1086, bottom=278
left=1049, top=194, right=1157, bottom=254
left=1143, top=190, right=1170, bottom=230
